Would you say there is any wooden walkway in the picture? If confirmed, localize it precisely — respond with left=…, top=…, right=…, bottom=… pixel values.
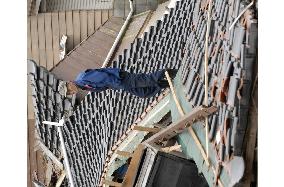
left=27, top=9, right=113, bottom=70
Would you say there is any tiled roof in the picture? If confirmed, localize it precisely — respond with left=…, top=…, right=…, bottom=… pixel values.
left=179, top=0, right=257, bottom=157
left=28, top=0, right=257, bottom=186
left=27, top=59, right=76, bottom=158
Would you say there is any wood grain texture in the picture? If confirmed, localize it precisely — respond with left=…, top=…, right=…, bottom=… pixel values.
left=66, top=11, right=74, bottom=52
left=87, top=11, right=95, bottom=36
left=27, top=18, right=32, bottom=58
left=102, top=10, right=109, bottom=24
left=30, top=16, right=40, bottom=63
left=122, top=144, right=145, bottom=187
left=44, top=13, right=54, bottom=70
left=95, top=10, right=102, bottom=30
left=51, top=12, right=60, bottom=66
left=37, top=14, right=47, bottom=67
left=80, top=11, right=88, bottom=41
left=59, top=12, right=67, bottom=37
left=73, top=11, right=81, bottom=46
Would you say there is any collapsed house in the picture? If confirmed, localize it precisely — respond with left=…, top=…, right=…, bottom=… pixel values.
left=28, top=0, right=257, bottom=186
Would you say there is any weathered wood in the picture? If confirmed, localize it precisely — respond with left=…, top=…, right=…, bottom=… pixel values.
left=102, top=10, right=109, bottom=24
left=116, top=150, right=133, bottom=158
left=59, top=12, right=67, bottom=39
left=133, top=126, right=160, bottom=133
left=160, top=144, right=181, bottom=153
left=80, top=11, right=88, bottom=41
left=27, top=119, right=31, bottom=187
left=44, top=13, right=54, bottom=70
left=30, top=16, right=40, bottom=63
left=37, top=14, right=47, bottom=67
left=87, top=11, right=95, bottom=36
left=73, top=11, right=81, bottom=46
left=103, top=180, right=122, bottom=187
left=27, top=17, right=32, bottom=58
left=144, top=106, right=217, bottom=145
left=66, top=11, right=74, bottom=52
left=28, top=119, right=37, bottom=186
left=36, top=150, right=45, bottom=182
left=165, top=71, right=185, bottom=115
left=35, top=139, right=64, bottom=170
left=51, top=12, right=60, bottom=66
left=55, top=171, right=66, bottom=187
left=241, top=78, right=258, bottom=186
left=122, top=144, right=145, bottom=187
left=108, top=9, right=113, bottom=18
left=95, top=10, right=102, bottom=30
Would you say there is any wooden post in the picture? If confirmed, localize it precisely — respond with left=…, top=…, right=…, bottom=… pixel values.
left=133, top=126, right=160, bottom=133
left=116, top=150, right=133, bottom=158
left=103, top=179, right=122, bottom=187
left=34, top=139, right=64, bottom=170
left=165, top=71, right=185, bottom=115
left=160, top=144, right=181, bottom=153
left=55, top=171, right=66, bottom=187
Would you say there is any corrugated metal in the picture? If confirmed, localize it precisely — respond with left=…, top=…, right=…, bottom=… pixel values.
left=51, top=17, right=124, bottom=81
left=44, top=0, right=114, bottom=12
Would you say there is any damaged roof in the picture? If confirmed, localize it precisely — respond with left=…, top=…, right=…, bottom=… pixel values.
left=27, top=0, right=257, bottom=186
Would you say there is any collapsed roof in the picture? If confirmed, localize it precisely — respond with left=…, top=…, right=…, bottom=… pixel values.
left=27, top=0, right=257, bottom=186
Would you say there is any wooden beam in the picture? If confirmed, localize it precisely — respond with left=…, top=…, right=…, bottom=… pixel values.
left=103, top=180, right=122, bottom=187
left=160, top=144, right=181, bottom=153
left=122, top=144, right=146, bottom=187
left=165, top=71, right=185, bottom=115
left=144, top=106, right=217, bottom=145
left=133, top=126, right=160, bottom=133
left=116, top=150, right=133, bottom=158
left=55, top=171, right=66, bottom=187
left=35, top=139, right=64, bottom=170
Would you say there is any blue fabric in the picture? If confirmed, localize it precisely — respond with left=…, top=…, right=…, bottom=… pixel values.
left=74, top=68, right=166, bottom=98
left=122, top=70, right=165, bottom=97
left=74, top=68, right=123, bottom=92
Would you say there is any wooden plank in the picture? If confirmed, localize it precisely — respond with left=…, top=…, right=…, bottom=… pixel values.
left=27, top=119, right=31, bottom=187
left=133, top=126, right=160, bottom=133
left=95, top=10, right=102, bottom=30
left=55, top=171, right=66, bottom=187
left=160, top=144, right=182, bottom=153
left=30, top=16, right=40, bottom=63
left=44, top=13, right=54, bottom=70
left=144, top=106, right=217, bottom=145
left=35, top=140, right=64, bottom=170
left=27, top=95, right=35, bottom=120
left=59, top=12, right=67, bottom=38
left=103, top=180, right=122, bottom=187
left=27, top=17, right=32, bottom=58
left=242, top=79, right=258, bottom=186
left=116, top=150, right=133, bottom=158
left=80, top=11, right=88, bottom=41
left=36, top=150, right=45, bottom=183
left=66, top=11, right=74, bottom=52
left=102, top=10, right=109, bottom=24
left=108, top=9, right=113, bottom=18
left=37, top=14, right=47, bottom=67
left=122, top=144, right=145, bottom=187
left=51, top=12, right=60, bottom=66
left=28, top=119, right=38, bottom=186
left=87, top=10, right=95, bottom=36
left=73, top=11, right=81, bottom=46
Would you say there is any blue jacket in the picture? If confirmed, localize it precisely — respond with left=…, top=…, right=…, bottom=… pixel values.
left=74, top=68, right=123, bottom=92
